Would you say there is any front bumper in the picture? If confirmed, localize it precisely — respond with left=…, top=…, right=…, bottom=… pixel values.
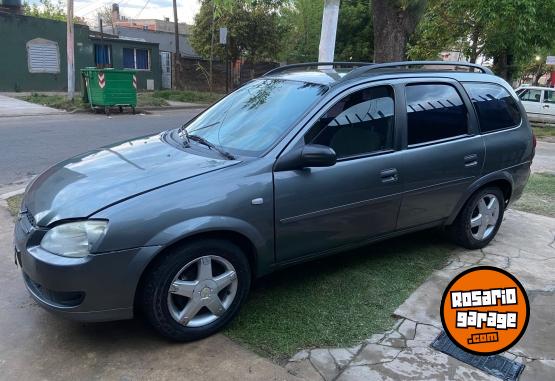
left=14, top=216, right=160, bottom=322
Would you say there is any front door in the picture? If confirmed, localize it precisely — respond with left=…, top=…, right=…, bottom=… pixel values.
left=396, top=82, right=485, bottom=229
left=518, top=88, right=543, bottom=121
left=274, top=85, right=404, bottom=263
left=160, top=51, right=172, bottom=89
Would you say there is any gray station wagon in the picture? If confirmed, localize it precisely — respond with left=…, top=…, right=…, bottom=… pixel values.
left=14, top=61, right=535, bottom=341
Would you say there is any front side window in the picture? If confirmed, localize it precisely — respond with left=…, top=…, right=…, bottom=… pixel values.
left=519, top=89, right=541, bottom=102
left=544, top=90, right=555, bottom=104
left=183, top=79, right=328, bottom=156
left=123, top=48, right=150, bottom=70
left=406, top=84, right=468, bottom=145
left=463, top=82, right=521, bottom=132
left=305, top=86, right=395, bottom=158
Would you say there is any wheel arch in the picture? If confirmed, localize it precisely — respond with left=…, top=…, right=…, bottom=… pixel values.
left=133, top=229, right=259, bottom=310
left=446, top=172, right=513, bottom=225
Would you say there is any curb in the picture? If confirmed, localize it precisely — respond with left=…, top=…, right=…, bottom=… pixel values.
left=68, top=104, right=208, bottom=115
left=0, top=188, right=25, bottom=200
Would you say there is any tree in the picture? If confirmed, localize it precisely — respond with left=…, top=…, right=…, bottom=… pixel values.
left=371, top=0, right=427, bottom=62
left=23, top=0, right=66, bottom=22
left=280, top=0, right=373, bottom=63
left=190, top=0, right=285, bottom=65
left=97, top=4, right=114, bottom=30
left=409, top=0, right=555, bottom=81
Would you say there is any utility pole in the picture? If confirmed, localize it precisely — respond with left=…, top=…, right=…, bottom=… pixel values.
left=172, top=0, right=179, bottom=89
left=67, top=0, right=75, bottom=100
left=318, top=0, right=340, bottom=63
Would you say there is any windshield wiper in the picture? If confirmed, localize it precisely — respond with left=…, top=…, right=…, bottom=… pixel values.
left=188, top=134, right=236, bottom=160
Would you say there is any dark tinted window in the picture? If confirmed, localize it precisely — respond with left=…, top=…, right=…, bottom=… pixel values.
left=463, top=83, right=521, bottom=132
left=406, top=84, right=468, bottom=145
left=305, top=86, right=394, bottom=158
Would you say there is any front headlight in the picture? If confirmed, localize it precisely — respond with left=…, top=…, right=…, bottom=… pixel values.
left=40, top=220, right=108, bottom=258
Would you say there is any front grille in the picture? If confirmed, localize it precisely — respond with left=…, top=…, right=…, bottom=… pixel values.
left=23, top=273, right=84, bottom=307
left=22, top=209, right=37, bottom=227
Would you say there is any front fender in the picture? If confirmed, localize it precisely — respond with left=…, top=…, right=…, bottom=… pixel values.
left=144, top=215, right=266, bottom=250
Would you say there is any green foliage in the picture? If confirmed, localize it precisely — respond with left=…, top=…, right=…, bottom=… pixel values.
left=512, top=173, right=555, bottom=218
left=22, top=0, right=66, bottom=22
left=409, top=0, right=555, bottom=78
left=190, top=0, right=285, bottom=63
left=152, top=90, right=224, bottom=104
left=279, top=0, right=323, bottom=62
left=335, top=0, right=373, bottom=62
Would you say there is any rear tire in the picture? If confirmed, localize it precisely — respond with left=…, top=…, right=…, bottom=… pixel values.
left=448, top=187, right=504, bottom=250
left=141, top=239, right=251, bottom=341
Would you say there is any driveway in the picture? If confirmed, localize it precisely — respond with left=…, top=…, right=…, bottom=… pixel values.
left=0, top=206, right=298, bottom=381
left=286, top=209, right=555, bottom=380
left=0, top=94, right=63, bottom=118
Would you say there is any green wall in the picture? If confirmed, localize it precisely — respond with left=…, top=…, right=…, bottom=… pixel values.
left=89, top=38, right=161, bottom=91
left=0, top=13, right=92, bottom=92
left=0, top=13, right=161, bottom=92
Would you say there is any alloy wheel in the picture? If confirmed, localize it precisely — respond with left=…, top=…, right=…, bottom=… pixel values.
left=469, top=193, right=500, bottom=241
left=167, top=255, right=238, bottom=327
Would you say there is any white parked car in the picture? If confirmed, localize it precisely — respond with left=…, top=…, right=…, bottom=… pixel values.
left=515, top=86, right=555, bottom=123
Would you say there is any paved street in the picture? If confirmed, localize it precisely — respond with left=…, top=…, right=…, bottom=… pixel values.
left=0, top=109, right=203, bottom=188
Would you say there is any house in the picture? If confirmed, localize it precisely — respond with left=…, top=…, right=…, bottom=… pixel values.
left=104, top=4, right=198, bottom=89
left=0, top=11, right=162, bottom=92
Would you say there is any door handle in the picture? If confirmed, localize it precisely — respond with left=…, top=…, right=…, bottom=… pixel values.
left=464, top=154, right=478, bottom=167
left=543, top=104, right=550, bottom=108
left=380, top=168, right=398, bottom=183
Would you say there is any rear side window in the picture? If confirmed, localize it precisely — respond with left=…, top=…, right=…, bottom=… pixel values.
left=405, top=84, right=468, bottom=145
left=463, top=83, right=521, bottom=133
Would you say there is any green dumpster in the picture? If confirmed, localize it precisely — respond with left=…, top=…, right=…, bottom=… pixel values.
left=81, top=68, right=137, bottom=115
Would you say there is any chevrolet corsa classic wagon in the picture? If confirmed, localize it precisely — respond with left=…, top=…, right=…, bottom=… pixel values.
left=14, top=61, right=534, bottom=341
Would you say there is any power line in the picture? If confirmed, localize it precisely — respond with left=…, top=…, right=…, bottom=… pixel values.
left=135, top=0, right=151, bottom=18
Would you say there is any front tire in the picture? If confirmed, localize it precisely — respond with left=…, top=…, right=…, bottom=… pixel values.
left=448, top=187, right=504, bottom=250
left=141, top=239, right=251, bottom=341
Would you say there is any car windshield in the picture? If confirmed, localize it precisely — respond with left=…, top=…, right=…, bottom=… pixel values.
left=181, top=79, right=328, bottom=157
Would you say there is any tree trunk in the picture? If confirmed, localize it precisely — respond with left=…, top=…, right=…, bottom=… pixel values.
left=372, top=0, right=424, bottom=63
left=493, top=52, right=513, bottom=83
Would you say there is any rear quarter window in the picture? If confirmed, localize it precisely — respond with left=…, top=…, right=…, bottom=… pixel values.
left=463, top=82, right=522, bottom=133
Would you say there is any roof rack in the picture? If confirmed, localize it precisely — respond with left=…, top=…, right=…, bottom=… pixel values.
left=341, top=61, right=493, bottom=81
left=263, top=62, right=373, bottom=77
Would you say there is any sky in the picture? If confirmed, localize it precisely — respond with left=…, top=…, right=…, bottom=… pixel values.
left=28, top=0, right=201, bottom=24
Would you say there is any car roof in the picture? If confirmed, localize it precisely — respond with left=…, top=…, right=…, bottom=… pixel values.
left=261, top=61, right=504, bottom=88
left=516, top=85, right=553, bottom=91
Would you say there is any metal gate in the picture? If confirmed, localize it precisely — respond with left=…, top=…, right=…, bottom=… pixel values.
left=160, top=51, right=171, bottom=89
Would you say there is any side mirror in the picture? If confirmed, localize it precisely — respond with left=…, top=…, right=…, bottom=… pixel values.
left=275, top=144, right=337, bottom=172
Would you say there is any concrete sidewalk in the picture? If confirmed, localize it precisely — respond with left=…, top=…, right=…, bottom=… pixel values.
left=0, top=205, right=299, bottom=381
left=0, top=94, right=65, bottom=118
left=286, top=209, right=555, bottom=380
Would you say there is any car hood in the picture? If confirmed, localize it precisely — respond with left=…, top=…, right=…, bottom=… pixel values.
left=25, top=133, right=238, bottom=226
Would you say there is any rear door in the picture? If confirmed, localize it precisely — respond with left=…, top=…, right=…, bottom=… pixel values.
left=395, top=80, right=485, bottom=229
